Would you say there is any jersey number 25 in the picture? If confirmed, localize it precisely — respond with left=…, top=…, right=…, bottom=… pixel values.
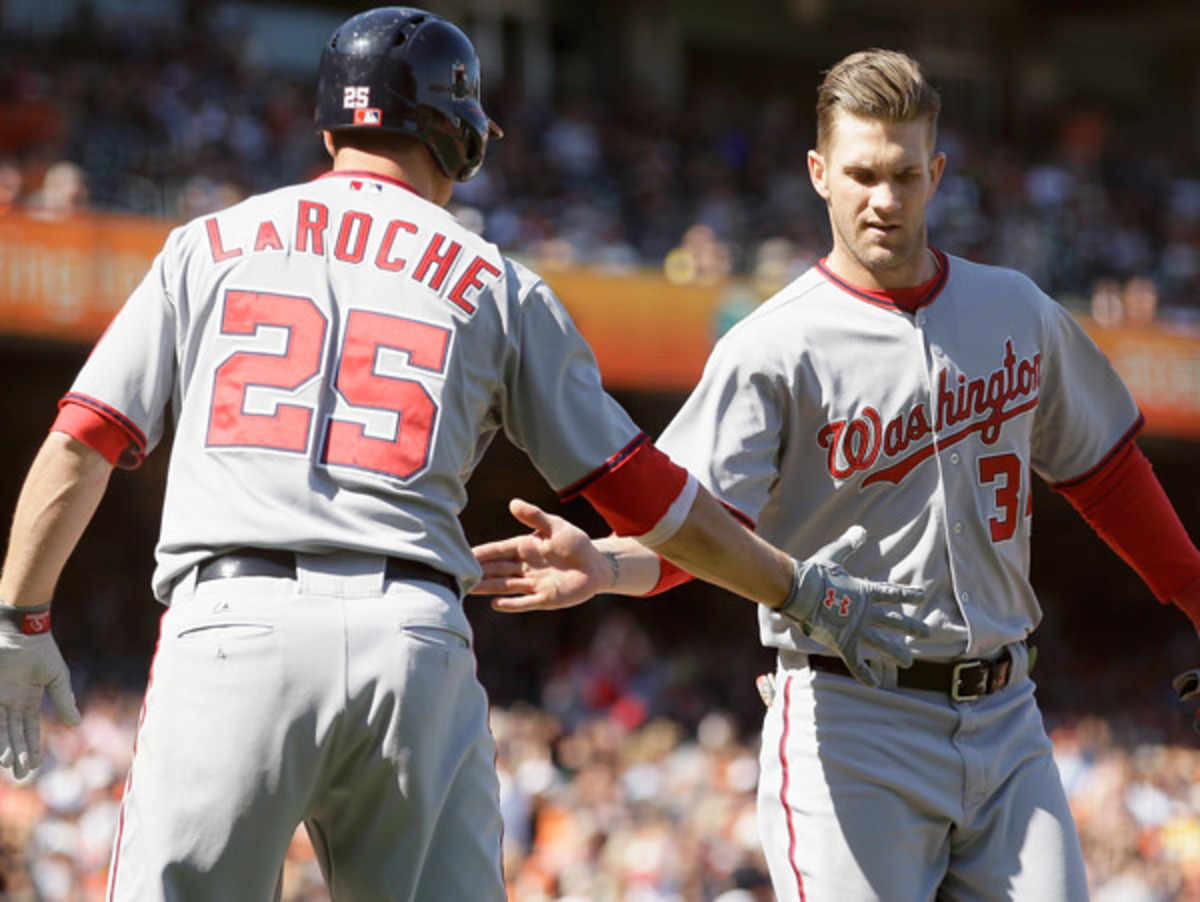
left=205, top=288, right=450, bottom=480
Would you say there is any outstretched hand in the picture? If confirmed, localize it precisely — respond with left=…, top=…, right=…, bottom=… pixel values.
left=470, top=499, right=614, bottom=612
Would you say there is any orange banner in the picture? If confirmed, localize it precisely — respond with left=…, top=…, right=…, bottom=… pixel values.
left=542, top=268, right=728, bottom=391
left=0, top=210, right=170, bottom=343
left=1, top=211, right=1199, bottom=440
left=1083, top=321, right=1200, bottom=441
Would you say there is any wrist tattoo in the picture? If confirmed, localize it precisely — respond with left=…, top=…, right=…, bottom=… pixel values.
left=602, top=550, right=620, bottom=589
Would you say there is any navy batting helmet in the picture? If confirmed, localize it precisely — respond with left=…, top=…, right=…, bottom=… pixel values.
left=314, top=7, right=503, bottom=182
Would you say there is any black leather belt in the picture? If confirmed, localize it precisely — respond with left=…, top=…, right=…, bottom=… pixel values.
left=195, top=549, right=459, bottom=596
left=808, top=647, right=1017, bottom=701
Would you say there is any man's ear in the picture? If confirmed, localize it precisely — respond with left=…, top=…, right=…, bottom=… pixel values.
left=808, top=149, right=831, bottom=202
left=926, top=151, right=947, bottom=202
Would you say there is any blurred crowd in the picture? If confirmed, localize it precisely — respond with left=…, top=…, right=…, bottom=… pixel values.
left=4, top=12, right=1200, bottom=901
left=1, top=609, right=1199, bottom=901
left=3, top=18, right=1200, bottom=325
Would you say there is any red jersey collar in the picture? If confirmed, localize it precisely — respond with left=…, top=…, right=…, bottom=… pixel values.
left=816, top=247, right=949, bottom=313
left=318, top=169, right=423, bottom=198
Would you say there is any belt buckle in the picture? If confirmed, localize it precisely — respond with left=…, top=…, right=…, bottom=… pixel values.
left=951, top=660, right=987, bottom=701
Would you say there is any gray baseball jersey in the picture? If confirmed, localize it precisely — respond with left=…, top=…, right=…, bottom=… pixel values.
left=658, top=249, right=1141, bottom=660
left=64, top=171, right=647, bottom=618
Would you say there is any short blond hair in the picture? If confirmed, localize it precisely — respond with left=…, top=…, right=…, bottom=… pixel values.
left=815, top=49, right=941, bottom=152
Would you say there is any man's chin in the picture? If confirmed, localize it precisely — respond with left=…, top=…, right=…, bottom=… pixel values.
left=856, top=247, right=904, bottom=273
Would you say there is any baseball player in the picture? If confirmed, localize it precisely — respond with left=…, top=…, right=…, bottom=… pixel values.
left=0, top=12, right=928, bottom=901
left=472, top=49, right=1200, bottom=900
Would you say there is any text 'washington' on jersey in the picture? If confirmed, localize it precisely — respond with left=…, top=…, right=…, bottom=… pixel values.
left=818, top=338, right=1042, bottom=487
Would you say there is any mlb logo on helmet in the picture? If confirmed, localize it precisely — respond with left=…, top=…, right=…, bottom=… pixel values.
left=354, top=108, right=383, bottom=126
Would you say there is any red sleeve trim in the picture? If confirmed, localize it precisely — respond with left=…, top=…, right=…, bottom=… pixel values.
left=645, top=499, right=756, bottom=597
left=1055, top=441, right=1200, bottom=605
left=558, top=433, right=650, bottom=500
left=54, top=395, right=146, bottom=469
left=564, top=438, right=689, bottom=537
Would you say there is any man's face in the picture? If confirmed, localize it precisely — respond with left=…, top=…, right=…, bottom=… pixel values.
left=808, top=111, right=945, bottom=289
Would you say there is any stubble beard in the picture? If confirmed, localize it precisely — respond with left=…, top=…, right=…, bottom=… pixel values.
left=841, top=215, right=928, bottom=280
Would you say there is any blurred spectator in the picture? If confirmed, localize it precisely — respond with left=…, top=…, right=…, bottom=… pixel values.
left=1092, top=277, right=1126, bottom=327
left=663, top=223, right=733, bottom=286
left=25, top=160, right=89, bottom=219
left=0, top=160, right=22, bottom=214
left=2, top=18, right=1199, bottom=326
left=2, top=17, right=1200, bottom=899
left=1124, top=276, right=1160, bottom=326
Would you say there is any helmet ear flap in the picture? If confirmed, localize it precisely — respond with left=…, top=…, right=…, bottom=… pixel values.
left=314, top=8, right=501, bottom=182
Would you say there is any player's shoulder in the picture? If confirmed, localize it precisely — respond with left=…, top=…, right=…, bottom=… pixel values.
left=716, top=266, right=830, bottom=339
left=496, top=253, right=550, bottom=296
left=942, top=252, right=1049, bottom=302
left=698, top=267, right=829, bottom=375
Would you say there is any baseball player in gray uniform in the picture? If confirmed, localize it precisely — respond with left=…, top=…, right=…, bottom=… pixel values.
left=473, top=50, right=1200, bottom=900
left=0, top=13, right=929, bottom=901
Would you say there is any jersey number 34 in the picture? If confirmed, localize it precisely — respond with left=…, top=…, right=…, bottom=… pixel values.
left=205, top=288, right=449, bottom=481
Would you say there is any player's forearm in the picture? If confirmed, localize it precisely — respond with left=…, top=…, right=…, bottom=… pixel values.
left=644, top=487, right=791, bottom=608
left=0, top=433, right=113, bottom=607
left=592, top=535, right=661, bottom=596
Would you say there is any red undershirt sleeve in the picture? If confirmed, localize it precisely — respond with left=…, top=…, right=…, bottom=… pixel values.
left=647, top=557, right=693, bottom=596
left=559, top=436, right=690, bottom=537
left=1054, top=441, right=1200, bottom=628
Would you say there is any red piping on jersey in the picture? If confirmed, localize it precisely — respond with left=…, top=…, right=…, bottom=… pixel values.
left=56, top=393, right=146, bottom=469
left=779, top=673, right=808, bottom=901
left=1048, top=414, right=1145, bottom=490
left=107, top=617, right=166, bottom=901
left=816, top=247, right=949, bottom=312
left=319, top=170, right=422, bottom=197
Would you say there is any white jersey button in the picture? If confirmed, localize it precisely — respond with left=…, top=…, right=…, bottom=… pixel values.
left=950, top=452, right=961, bottom=464
left=961, top=591, right=972, bottom=604
left=953, top=521, right=964, bottom=534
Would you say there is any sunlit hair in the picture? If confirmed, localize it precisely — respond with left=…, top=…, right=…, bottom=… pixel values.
left=816, top=49, right=941, bottom=153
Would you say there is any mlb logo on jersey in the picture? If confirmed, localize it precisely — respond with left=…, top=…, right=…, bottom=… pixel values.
left=354, top=108, right=383, bottom=126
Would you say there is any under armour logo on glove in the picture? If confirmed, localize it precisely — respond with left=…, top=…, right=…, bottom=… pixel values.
left=823, top=589, right=852, bottom=617
left=776, top=526, right=931, bottom=687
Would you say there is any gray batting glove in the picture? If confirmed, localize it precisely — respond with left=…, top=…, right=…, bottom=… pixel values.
left=778, top=526, right=930, bottom=688
left=0, top=603, right=82, bottom=780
